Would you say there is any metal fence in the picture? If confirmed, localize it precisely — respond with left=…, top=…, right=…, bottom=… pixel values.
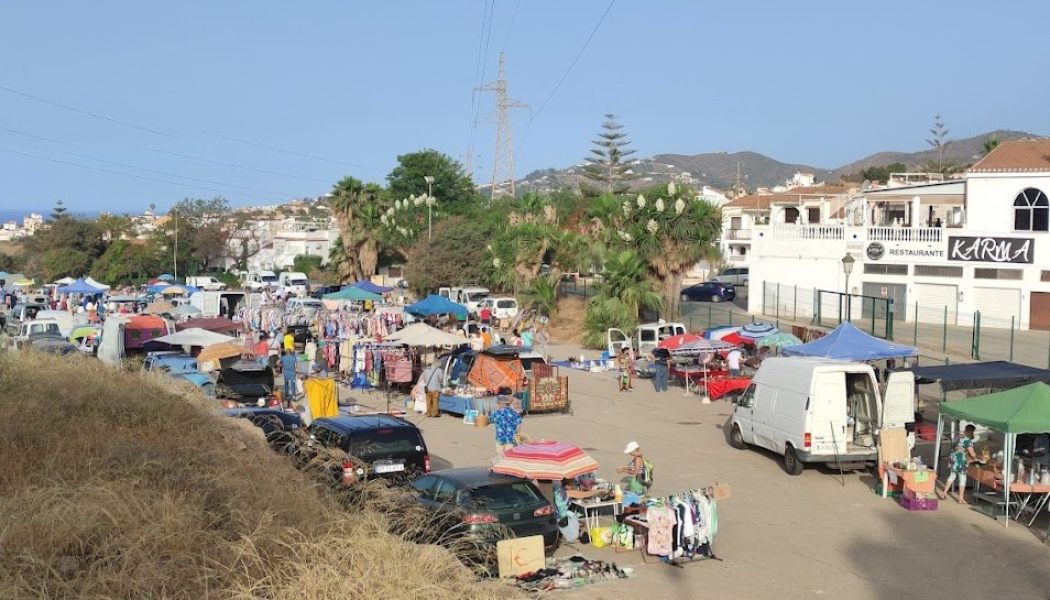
left=759, top=281, right=1050, bottom=369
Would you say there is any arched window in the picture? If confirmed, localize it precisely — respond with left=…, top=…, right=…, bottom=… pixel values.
left=784, top=207, right=800, bottom=224
left=1014, top=188, right=1049, bottom=232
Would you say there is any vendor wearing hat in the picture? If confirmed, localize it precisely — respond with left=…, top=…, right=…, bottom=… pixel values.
left=617, top=441, right=651, bottom=494
left=490, top=394, right=522, bottom=454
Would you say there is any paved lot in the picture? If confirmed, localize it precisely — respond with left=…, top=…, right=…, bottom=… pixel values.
left=347, top=341, right=1050, bottom=599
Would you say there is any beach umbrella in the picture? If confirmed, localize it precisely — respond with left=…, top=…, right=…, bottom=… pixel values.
left=702, top=326, right=741, bottom=340
left=757, top=332, right=802, bottom=348
left=657, top=333, right=702, bottom=350
left=720, top=331, right=754, bottom=346
left=197, top=341, right=246, bottom=364
left=385, top=322, right=467, bottom=347
left=159, top=285, right=188, bottom=296
left=490, top=440, right=599, bottom=481
left=154, top=328, right=235, bottom=347
left=739, top=322, right=779, bottom=339
left=157, top=273, right=175, bottom=282
left=143, top=299, right=175, bottom=314
left=671, top=338, right=736, bottom=355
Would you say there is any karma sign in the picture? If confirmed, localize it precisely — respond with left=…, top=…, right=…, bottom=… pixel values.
left=948, top=236, right=1034, bottom=264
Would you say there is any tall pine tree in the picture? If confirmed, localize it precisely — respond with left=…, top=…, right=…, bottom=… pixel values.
left=580, top=114, right=637, bottom=196
left=50, top=199, right=68, bottom=221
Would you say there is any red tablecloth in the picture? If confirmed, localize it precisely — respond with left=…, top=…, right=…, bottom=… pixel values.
left=704, top=377, right=751, bottom=400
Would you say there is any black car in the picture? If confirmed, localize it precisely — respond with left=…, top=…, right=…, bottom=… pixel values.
left=224, top=407, right=303, bottom=454
left=309, top=284, right=341, bottom=299
left=216, top=360, right=276, bottom=405
left=680, top=281, right=736, bottom=303
left=307, top=415, right=430, bottom=485
left=410, top=468, right=559, bottom=552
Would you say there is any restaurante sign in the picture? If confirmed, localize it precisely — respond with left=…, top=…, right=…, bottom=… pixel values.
left=947, top=236, right=1034, bottom=264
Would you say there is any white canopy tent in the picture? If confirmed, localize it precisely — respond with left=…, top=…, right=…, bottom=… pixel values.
left=385, top=323, right=468, bottom=348
left=154, top=327, right=235, bottom=348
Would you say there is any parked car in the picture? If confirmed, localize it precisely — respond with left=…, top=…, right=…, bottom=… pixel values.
left=606, top=321, right=688, bottom=356
left=185, top=275, right=227, bottom=291
left=143, top=351, right=216, bottom=396
left=224, top=406, right=303, bottom=454
left=306, top=415, right=430, bottom=485
left=727, top=358, right=915, bottom=475
left=410, top=468, right=559, bottom=554
left=9, top=319, right=62, bottom=350
left=4, top=301, right=47, bottom=336
left=287, top=297, right=324, bottom=313
left=216, top=360, right=275, bottom=405
left=712, top=267, right=749, bottom=286
left=28, top=335, right=78, bottom=355
left=479, top=297, right=519, bottom=320
left=309, top=284, right=341, bottom=299
left=680, top=281, right=736, bottom=303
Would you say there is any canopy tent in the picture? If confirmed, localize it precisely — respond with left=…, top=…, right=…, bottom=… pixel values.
left=84, top=276, right=110, bottom=291
left=143, top=299, right=175, bottom=315
left=156, top=273, right=175, bottom=282
left=904, top=361, right=1050, bottom=393
left=468, top=353, right=526, bottom=393
left=56, top=278, right=105, bottom=295
left=351, top=280, right=393, bottom=294
left=154, top=327, right=235, bottom=348
left=385, top=322, right=467, bottom=347
left=933, top=383, right=1050, bottom=526
left=405, top=294, right=469, bottom=318
left=657, top=333, right=702, bottom=350
left=177, top=316, right=238, bottom=334
left=172, top=304, right=203, bottom=317
left=53, top=276, right=76, bottom=286
left=323, top=286, right=383, bottom=302
left=780, top=322, right=917, bottom=361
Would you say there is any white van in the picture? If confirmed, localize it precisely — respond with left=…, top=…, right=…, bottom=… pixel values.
left=727, top=358, right=915, bottom=475
left=439, top=285, right=490, bottom=313
left=185, top=276, right=227, bottom=291
left=606, top=321, right=687, bottom=356
left=241, top=271, right=279, bottom=291
left=278, top=271, right=309, bottom=296
left=480, top=297, right=519, bottom=320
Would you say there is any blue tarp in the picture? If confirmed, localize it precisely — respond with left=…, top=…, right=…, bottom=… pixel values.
left=351, top=280, right=393, bottom=294
left=780, top=321, right=917, bottom=361
left=405, top=294, right=469, bottom=318
left=323, top=286, right=383, bottom=302
left=57, top=278, right=106, bottom=295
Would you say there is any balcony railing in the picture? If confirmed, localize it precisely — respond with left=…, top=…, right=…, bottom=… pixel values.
left=867, top=227, right=942, bottom=243
left=770, top=224, right=845, bottom=240
left=725, top=228, right=752, bottom=240
left=728, top=254, right=748, bottom=262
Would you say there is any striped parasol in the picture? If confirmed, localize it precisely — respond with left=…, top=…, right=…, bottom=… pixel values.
left=670, top=338, right=736, bottom=356
left=757, top=332, right=802, bottom=348
left=702, top=326, right=742, bottom=340
left=739, top=322, right=779, bottom=339
left=490, top=440, right=599, bottom=480
left=657, top=333, right=702, bottom=350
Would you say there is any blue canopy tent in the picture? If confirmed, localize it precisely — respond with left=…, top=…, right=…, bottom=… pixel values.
left=56, top=278, right=106, bottom=295
left=780, top=322, right=917, bottom=361
left=351, top=280, right=393, bottom=294
left=323, top=286, right=383, bottom=302
left=405, top=294, right=469, bottom=319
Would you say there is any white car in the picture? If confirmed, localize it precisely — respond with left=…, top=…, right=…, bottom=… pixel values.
left=713, top=267, right=749, bottom=286
left=479, top=297, right=519, bottom=320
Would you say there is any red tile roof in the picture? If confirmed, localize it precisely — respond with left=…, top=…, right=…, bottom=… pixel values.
left=725, top=185, right=849, bottom=209
left=969, top=139, right=1050, bottom=173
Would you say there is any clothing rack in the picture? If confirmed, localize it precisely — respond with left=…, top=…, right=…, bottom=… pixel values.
left=621, top=484, right=724, bottom=568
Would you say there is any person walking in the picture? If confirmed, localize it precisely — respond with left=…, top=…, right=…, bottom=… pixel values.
left=279, top=349, right=299, bottom=408
left=490, top=395, right=522, bottom=454
left=939, top=424, right=977, bottom=503
left=422, top=364, right=443, bottom=417
left=479, top=304, right=492, bottom=327
left=727, top=347, right=743, bottom=377
left=617, top=348, right=631, bottom=392
left=651, top=347, right=670, bottom=392
left=283, top=329, right=295, bottom=353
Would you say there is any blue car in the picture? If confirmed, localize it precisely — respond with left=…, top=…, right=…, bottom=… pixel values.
left=143, top=351, right=216, bottom=397
left=680, top=281, right=736, bottom=303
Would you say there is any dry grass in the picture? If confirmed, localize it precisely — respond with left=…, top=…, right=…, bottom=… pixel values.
left=0, top=353, right=517, bottom=599
left=548, top=296, right=587, bottom=346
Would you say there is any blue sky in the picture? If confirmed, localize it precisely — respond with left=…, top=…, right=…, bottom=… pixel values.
left=1, top=0, right=1047, bottom=213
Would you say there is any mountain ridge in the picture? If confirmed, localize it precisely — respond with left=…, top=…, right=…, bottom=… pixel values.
left=516, top=129, right=1043, bottom=193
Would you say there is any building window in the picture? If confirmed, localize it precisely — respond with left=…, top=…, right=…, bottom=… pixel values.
left=915, top=265, right=963, bottom=278
left=1042, top=270, right=1050, bottom=282
left=863, top=264, right=908, bottom=275
left=807, top=207, right=821, bottom=224
left=784, top=207, right=799, bottom=224
left=974, top=268, right=1023, bottom=280
left=1013, top=188, right=1049, bottom=232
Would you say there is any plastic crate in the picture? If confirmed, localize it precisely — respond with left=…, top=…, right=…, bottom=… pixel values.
left=898, top=495, right=938, bottom=511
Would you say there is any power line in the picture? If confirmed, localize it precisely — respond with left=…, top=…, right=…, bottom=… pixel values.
left=0, top=126, right=298, bottom=201
left=465, top=0, right=496, bottom=176
left=0, top=145, right=281, bottom=201
left=0, top=82, right=381, bottom=174
left=518, top=0, right=615, bottom=154
left=0, top=84, right=176, bottom=138
left=137, top=145, right=332, bottom=185
left=502, top=0, right=522, bottom=50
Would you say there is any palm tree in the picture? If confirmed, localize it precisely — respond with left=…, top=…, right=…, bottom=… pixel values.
left=520, top=275, right=559, bottom=318
left=581, top=250, right=662, bottom=348
left=329, top=177, right=389, bottom=281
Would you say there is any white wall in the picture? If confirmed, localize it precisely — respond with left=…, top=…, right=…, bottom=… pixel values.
left=966, top=172, right=1050, bottom=233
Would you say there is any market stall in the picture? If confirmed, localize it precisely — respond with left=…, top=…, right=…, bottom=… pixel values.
left=933, top=382, right=1050, bottom=526
left=780, top=321, right=917, bottom=361
left=669, top=338, right=739, bottom=397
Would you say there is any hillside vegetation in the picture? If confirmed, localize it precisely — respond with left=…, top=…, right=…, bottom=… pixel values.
left=0, top=353, right=509, bottom=599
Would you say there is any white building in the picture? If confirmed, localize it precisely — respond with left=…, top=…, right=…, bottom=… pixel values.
left=229, top=217, right=339, bottom=273
left=746, top=139, right=1050, bottom=331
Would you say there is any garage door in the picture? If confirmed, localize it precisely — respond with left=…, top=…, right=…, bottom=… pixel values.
left=973, top=287, right=1021, bottom=329
left=1030, top=292, right=1050, bottom=331
left=861, top=282, right=907, bottom=321
left=912, top=283, right=958, bottom=325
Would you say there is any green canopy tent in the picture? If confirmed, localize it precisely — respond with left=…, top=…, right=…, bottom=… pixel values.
left=933, top=382, right=1050, bottom=525
left=322, top=286, right=383, bottom=303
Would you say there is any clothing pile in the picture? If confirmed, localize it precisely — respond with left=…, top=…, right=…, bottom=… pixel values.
left=514, top=555, right=631, bottom=592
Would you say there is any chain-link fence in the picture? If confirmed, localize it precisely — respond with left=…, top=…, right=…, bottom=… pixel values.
left=759, top=281, right=1050, bottom=369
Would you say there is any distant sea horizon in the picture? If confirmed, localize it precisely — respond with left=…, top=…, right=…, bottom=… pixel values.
left=0, top=208, right=101, bottom=224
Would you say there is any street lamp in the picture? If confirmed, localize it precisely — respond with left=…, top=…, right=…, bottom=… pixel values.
left=841, top=252, right=855, bottom=320
left=423, top=175, right=435, bottom=241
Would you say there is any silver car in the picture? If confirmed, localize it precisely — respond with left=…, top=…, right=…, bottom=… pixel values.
left=713, top=267, right=749, bottom=286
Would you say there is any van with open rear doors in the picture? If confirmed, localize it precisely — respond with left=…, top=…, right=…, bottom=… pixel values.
left=727, top=357, right=915, bottom=475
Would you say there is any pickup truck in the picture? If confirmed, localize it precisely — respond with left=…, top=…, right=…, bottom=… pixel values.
left=9, top=319, right=62, bottom=350
left=4, top=302, right=47, bottom=336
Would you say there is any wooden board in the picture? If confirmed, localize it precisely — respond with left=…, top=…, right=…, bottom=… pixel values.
left=878, top=427, right=909, bottom=466
left=497, top=535, right=545, bottom=578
